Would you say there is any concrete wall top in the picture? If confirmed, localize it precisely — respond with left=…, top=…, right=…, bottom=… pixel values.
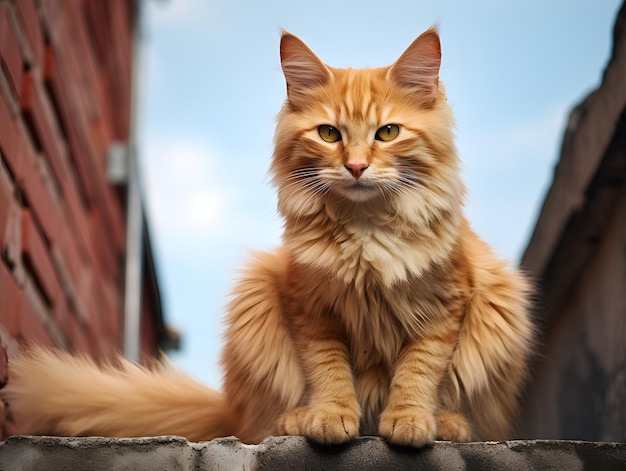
left=0, top=436, right=624, bottom=471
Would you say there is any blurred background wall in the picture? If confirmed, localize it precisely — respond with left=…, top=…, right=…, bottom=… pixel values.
left=0, top=0, right=172, bottom=437
left=519, top=1, right=626, bottom=441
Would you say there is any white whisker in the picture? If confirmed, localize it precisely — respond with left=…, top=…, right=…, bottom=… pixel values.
left=276, top=167, right=332, bottom=223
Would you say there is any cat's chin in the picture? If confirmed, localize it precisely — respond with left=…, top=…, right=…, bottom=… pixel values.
left=333, top=182, right=380, bottom=203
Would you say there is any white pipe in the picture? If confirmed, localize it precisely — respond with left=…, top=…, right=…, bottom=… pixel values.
left=123, top=0, right=143, bottom=363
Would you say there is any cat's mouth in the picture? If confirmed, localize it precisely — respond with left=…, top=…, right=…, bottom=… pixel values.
left=334, top=180, right=380, bottom=202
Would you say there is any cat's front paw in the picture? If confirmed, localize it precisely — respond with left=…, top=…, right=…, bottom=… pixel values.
left=305, top=405, right=360, bottom=445
left=276, top=404, right=359, bottom=445
left=435, top=410, right=471, bottom=442
left=378, top=407, right=436, bottom=447
left=276, top=406, right=308, bottom=436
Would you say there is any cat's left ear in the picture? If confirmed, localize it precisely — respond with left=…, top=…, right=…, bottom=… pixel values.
left=388, top=28, right=441, bottom=103
left=280, top=31, right=332, bottom=104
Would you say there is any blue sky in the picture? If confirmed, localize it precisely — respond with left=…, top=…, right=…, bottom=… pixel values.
left=136, top=0, right=622, bottom=387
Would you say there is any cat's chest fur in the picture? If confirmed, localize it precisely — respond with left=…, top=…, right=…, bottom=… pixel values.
left=284, top=200, right=458, bottom=290
left=286, top=207, right=461, bottom=364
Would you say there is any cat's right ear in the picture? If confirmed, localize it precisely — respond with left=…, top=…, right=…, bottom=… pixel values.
left=387, top=28, right=441, bottom=104
left=280, top=32, right=332, bottom=103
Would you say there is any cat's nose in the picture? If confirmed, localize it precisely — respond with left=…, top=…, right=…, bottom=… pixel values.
left=344, top=162, right=369, bottom=179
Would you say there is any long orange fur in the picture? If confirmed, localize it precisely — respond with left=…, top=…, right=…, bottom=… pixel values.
left=2, top=29, right=534, bottom=447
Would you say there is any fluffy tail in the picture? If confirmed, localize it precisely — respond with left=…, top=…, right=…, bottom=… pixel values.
left=2, top=348, right=233, bottom=441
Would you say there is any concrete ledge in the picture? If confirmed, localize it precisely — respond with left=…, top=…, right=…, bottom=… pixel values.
left=0, top=436, right=625, bottom=470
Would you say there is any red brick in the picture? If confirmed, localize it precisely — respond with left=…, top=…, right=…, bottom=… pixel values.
left=62, top=171, right=92, bottom=265
left=12, top=0, right=44, bottom=67
left=21, top=209, right=61, bottom=308
left=18, top=301, right=53, bottom=347
left=66, top=309, right=90, bottom=355
left=21, top=71, right=69, bottom=193
left=70, top=2, right=119, bottom=148
left=100, top=182, right=126, bottom=255
left=101, top=279, right=121, bottom=340
left=82, top=2, right=108, bottom=62
left=85, top=330, right=102, bottom=363
left=89, top=108, right=110, bottom=161
left=14, top=129, right=62, bottom=246
left=79, top=138, right=126, bottom=260
left=0, top=93, right=63, bottom=247
left=0, top=92, right=21, bottom=174
left=53, top=28, right=91, bottom=128
left=0, top=162, right=14, bottom=247
left=82, top=1, right=128, bottom=142
left=43, top=45, right=95, bottom=206
left=76, top=265, right=103, bottom=329
left=0, top=191, right=21, bottom=269
left=91, top=208, right=121, bottom=284
left=100, top=1, right=133, bottom=142
left=77, top=139, right=125, bottom=261
left=52, top=236, right=80, bottom=298
left=57, top=3, right=104, bottom=128
left=88, top=276, right=108, bottom=331
left=50, top=243, right=91, bottom=328
left=0, top=261, right=23, bottom=338
left=46, top=40, right=124, bottom=280
left=52, top=25, right=115, bottom=210
left=56, top=231, right=84, bottom=299
left=37, top=0, right=64, bottom=48
left=52, top=295, right=70, bottom=336
left=0, top=3, right=24, bottom=99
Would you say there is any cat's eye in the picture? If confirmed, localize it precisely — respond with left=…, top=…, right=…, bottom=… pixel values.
left=375, top=124, right=400, bottom=142
left=318, top=125, right=342, bottom=143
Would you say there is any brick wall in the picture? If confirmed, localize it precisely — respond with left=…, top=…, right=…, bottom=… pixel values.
left=0, top=0, right=155, bottom=438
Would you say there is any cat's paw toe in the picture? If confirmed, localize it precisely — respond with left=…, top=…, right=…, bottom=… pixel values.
left=378, top=408, right=436, bottom=447
left=435, top=410, right=472, bottom=442
left=276, top=407, right=307, bottom=436
left=305, top=407, right=359, bottom=445
left=277, top=405, right=359, bottom=444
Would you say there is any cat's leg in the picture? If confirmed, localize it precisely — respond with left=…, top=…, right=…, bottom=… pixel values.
left=220, top=249, right=305, bottom=443
left=274, top=264, right=361, bottom=444
left=275, top=312, right=361, bottom=444
left=378, top=322, right=460, bottom=447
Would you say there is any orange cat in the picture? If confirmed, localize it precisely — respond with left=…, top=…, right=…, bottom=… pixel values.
left=3, top=28, right=534, bottom=447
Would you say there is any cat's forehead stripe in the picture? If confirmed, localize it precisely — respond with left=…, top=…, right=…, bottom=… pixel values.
left=331, top=68, right=390, bottom=126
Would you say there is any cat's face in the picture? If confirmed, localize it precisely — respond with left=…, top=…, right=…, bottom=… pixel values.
left=272, top=29, right=462, bottom=221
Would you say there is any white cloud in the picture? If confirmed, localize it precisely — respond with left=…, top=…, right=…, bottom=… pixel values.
left=145, top=0, right=232, bottom=33
left=184, top=190, right=221, bottom=227
left=139, top=137, right=231, bottom=251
